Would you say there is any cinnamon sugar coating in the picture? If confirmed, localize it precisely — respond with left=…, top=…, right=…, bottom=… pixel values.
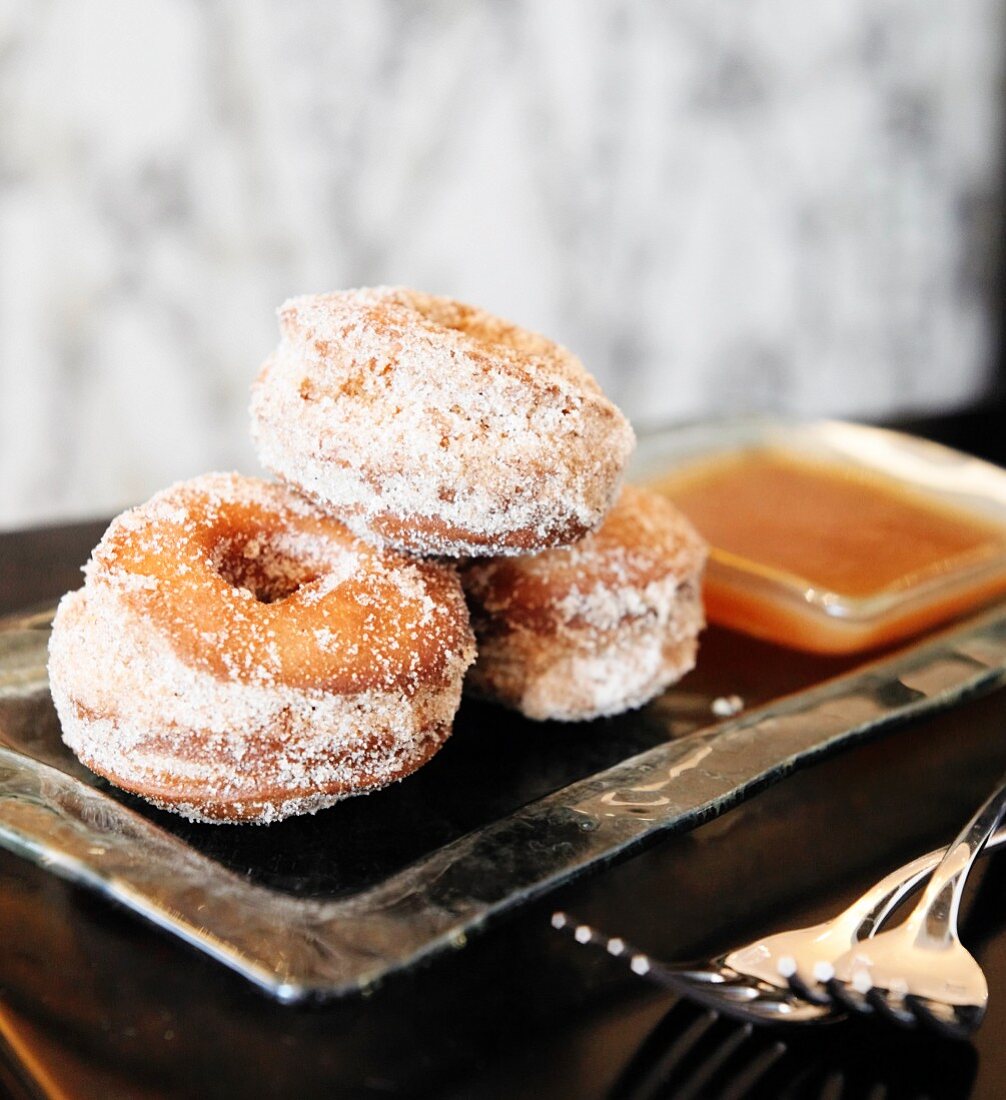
left=47, top=473, right=476, bottom=824
left=250, top=287, right=636, bottom=556
left=461, top=485, right=707, bottom=721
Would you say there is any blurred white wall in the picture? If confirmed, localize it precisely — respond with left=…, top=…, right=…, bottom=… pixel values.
left=0, top=0, right=1002, bottom=527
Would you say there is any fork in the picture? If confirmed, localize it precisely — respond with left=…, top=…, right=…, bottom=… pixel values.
left=553, top=810, right=1006, bottom=1028
left=815, top=772, right=1006, bottom=1037
left=605, top=999, right=979, bottom=1100
left=552, top=912, right=833, bottom=1023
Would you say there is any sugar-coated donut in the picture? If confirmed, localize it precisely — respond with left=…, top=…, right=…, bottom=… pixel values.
left=460, top=485, right=707, bottom=722
left=47, top=473, right=476, bottom=824
left=250, top=287, right=636, bottom=557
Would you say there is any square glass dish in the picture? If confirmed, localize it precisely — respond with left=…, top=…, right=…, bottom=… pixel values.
left=633, top=418, right=1006, bottom=654
left=5, top=421, right=1006, bottom=1001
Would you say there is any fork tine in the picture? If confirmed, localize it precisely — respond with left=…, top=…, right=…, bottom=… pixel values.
left=551, top=912, right=683, bottom=988
left=785, top=970, right=832, bottom=1007
left=614, top=1008, right=791, bottom=1100
left=817, top=1069, right=847, bottom=1100
left=609, top=1001, right=707, bottom=1100
left=669, top=1022, right=754, bottom=1100
left=907, top=995, right=959, bottom=1038
left=551, top=912, right=697, bottom=993
left=610, top=1006, right=720, bottom=1100
left=626, top=962, right=794, bottom=1024
left=717, top=1038, right=789, bottom=1100
left=823, top=976, right=873, bottom=1015
left=907, top=995, right=983, bottom=1040
left=950, top=1003, right=986, bottom=1037
left=551, top=910, right=825, bottom=1025
left=772, top=1062, right=827, bottom=1100
left=865, top=986, right=916, bottom=1027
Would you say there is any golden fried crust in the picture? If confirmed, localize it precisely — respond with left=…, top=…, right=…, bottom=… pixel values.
left=47, top=473, right=477, bottom=824
left=93, top=473, right=472, bottom=694
left=461, top=486, right=708, bottom=722
left=69, top=703, right=451, bottom=824
left=250, top=287, right=636, bottom=557
left=290, top=482, right=596, bottom=558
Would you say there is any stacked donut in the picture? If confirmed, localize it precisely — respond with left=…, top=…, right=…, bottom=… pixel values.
left=49, top=287, right=706, bottom=824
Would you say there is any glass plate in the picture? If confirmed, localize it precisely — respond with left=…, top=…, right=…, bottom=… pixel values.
left=2, top=424, right=1006, bottom=1002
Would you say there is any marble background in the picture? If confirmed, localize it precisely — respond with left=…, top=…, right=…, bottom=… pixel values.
left=0, top=1, right=1002, bottom=528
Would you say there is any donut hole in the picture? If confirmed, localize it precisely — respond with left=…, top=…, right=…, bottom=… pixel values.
left=212, top=536, right=318, bottom=604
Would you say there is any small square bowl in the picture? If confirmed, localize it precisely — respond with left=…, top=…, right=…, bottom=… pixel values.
left=631, top=418, right=1006, bottom=654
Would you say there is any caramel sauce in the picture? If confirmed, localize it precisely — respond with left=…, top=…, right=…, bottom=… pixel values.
left=652, top=449, right=1006, bottom=653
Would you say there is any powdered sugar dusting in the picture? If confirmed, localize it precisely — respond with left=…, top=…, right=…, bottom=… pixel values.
left=82, top=471, right=474, bottom=695
left=462, top=485, right=708, bottom=721
left=47, top=472, right=476, bottom=824
left=249, top=287, right=636, bottom=556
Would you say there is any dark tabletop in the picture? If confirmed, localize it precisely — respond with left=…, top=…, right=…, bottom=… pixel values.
left=3, top=405, right=1006, bottom=1100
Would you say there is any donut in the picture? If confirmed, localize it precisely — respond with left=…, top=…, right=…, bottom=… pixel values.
left=460, top=485, right=707, bottom=722
left=250, top=287, right=636, bottom=557
left=47, top=473, right=476, bottom=824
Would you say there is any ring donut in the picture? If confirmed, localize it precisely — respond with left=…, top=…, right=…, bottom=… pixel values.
left=460, top=485, right=707, bottom=721
left=250, top=287, right=636, bottom=557
left=47, top=473, right=476, bottom=824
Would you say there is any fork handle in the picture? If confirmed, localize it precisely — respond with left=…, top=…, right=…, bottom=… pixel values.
left=855, top=819, right=1006, bottom=940
left=901, top=773, right=1006, bottom=946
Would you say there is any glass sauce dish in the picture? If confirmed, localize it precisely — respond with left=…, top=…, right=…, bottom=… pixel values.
left=633, top=419, right=1006, bottom=654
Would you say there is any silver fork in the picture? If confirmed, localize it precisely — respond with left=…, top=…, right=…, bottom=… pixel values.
left=552, top=913, right=833, bottom=1023
left=816, top=772, right=1006, bottom=1037
left=605, top=998, right=979, bottom=1100
left=553, top=813, right=1006, bottom=1028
